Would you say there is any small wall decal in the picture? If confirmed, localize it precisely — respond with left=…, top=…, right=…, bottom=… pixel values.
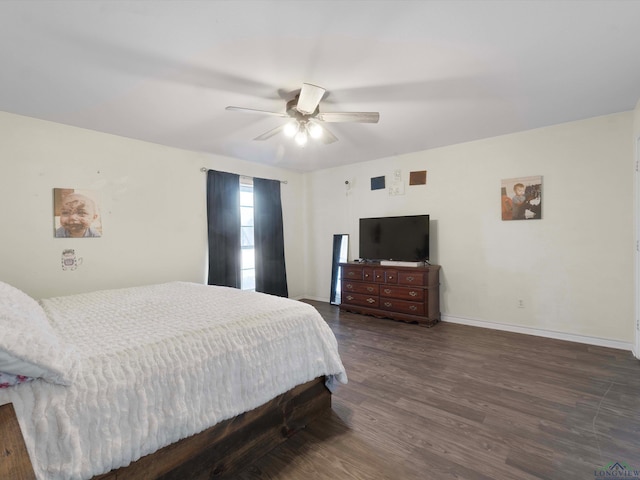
left=370, top=176, right=386, bottom=190
left=501, top=176, right=542, bottom=220
left=410, top=171, right=427, bottom=185
left=389, top=181, right=405, bottom=196
left=61, top=249, right=83, bottom=271
left=54, top=188, right=102, bottom=238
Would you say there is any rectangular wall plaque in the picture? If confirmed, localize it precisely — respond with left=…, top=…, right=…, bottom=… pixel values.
left=370, top=176, right=386, bottom=190
left=409, top=170, right=427, bottom=185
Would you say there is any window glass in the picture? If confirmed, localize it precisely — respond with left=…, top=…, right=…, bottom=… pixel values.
left=240, top=206, right=254, bottom=227
left=239, top=189, right=253, bottom=207
left=241, top=226, right=254, bottom=248
left=241, top=268, right=256, bottom=291
left=240, top=181, right=255, bottom=291
left=241, top=247, right=255, bottom=269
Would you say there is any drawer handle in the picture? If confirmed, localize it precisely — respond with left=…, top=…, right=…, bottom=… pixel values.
left=348, top=272, right=355, bottom=277
left=367, top=286, right=374, bottom=292
left=366, top=298, right=375, bottom=304
left=388, top=276, right=393, bottom=280
left=384, top=289, right=392, bottom=294
left=346, top=283, right=353, bottom=289
left=346, top=295, right=354, bottom=300
left=409, top=291, right=417, bottom=297
left=406, top=276, right=415, bottom=281
left=409, top=305, right=417, bottom=311
left=364, top=274, right=370, bottom=278
left=384, top=302, right=392, bottom=307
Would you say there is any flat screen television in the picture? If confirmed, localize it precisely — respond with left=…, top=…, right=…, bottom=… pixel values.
left=359, top=214, right=430, bottom=262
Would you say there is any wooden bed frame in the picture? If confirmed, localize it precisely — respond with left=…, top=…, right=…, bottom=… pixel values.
left=0, top=377, right=331, bottom=480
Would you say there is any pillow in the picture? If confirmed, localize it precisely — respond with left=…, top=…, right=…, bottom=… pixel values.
left=0, top=371, right=33, bottom=388
left=0, top=281, right=74, bottom=385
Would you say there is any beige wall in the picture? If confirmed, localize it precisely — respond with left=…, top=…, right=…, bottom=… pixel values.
left=305, top=112, right=635, bottom=346
left=1, top=109, right=636, bottom=348
left=0, top=111, right=306, bottom=299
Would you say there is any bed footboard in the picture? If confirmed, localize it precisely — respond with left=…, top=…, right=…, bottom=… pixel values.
left=95, top=376, right=331, bottom=479
left=0, top=402, right=36, bottom=480
left=1, top=377, right=331, bottom=480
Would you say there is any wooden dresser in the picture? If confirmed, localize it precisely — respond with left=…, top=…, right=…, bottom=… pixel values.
left=339, top=262, right=440, bottom=327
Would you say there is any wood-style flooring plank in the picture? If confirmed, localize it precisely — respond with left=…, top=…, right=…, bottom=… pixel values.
left=239, top=302, right=640, bottom=480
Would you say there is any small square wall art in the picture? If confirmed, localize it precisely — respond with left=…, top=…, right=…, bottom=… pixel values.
left=410, top=170, right=427, bottom=185
left=501, top=176, right=542, bottom=221
left=53, top=188, right=103, bottom=237
left=370, top=176, right=386, bottom=190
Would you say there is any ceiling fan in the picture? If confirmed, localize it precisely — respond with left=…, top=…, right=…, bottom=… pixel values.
left=225, top=83, right=380, bottom=146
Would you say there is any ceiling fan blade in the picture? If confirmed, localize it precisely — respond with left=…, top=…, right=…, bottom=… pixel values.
left=226, top=106, right=288, bottom=117
left=318, top=125, right=339, bottom=144
left=296, top=83, right=326, bottom=115
left=316, top=112, right=380, bottom=123
left=253, top=124, right=285, bottom=141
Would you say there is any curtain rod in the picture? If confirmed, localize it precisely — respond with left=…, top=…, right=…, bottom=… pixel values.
left=200, top=167, right=287, bottom=184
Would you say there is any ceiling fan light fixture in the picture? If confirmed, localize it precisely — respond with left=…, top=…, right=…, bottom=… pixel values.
left=226, top=82, right=379, bottom=146
left=308, top=122, right=323, bottom=139
left=283, top=121, right=298, bottom=137
left=294, top=128, right=308, bottom=146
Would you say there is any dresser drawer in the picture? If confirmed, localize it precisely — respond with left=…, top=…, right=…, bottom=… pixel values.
left=342, top=266, right=363, bottom=280
left=362, top=268, right=374, bottom=282
left=342, top=292, right=379, bottom=308
left=384, top=269, right=399, bottom=284
left=342, top=281, right=379, bottom=295
left=379, top=285, right=424, bottom=301
left=398, top=271, right=426, bottom=286
left=379, top=298, right=424, bottom=316
left=373, top=269, right=398, bottom=284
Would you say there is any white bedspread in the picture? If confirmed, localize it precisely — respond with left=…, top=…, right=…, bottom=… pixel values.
left=0, top=282, right=347, bottom=480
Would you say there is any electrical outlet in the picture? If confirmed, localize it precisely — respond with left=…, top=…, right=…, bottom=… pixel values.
left=517, top=299, right=525, bottom=308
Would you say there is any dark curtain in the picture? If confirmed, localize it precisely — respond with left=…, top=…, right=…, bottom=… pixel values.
left=253, top=178, right=288, bottom=297
left=206, top=170, right=241, bottom=288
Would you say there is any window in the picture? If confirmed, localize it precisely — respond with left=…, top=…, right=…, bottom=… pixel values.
left=240, top=180, right=255, bottom=290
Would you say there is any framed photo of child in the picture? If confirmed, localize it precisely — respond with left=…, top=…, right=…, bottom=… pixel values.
left=501, top=176, right=542, bottom=221
left=53, top=188, right=102, bottom=237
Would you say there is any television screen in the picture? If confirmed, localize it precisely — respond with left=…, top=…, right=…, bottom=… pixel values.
left=359, top=215, right=429, bottom=262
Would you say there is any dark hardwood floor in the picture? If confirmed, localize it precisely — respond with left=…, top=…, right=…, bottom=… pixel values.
left=239, top=301, right=640, bottom=480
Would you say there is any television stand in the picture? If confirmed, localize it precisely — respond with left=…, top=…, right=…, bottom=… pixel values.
left=339, top=262, right=440, bottom=327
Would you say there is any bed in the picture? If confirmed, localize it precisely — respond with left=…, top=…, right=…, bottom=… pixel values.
left=0, top=281, right=347, bottom=480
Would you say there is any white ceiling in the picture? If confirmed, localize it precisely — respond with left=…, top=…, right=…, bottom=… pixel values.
left=1, top=1, right=640, bottom=172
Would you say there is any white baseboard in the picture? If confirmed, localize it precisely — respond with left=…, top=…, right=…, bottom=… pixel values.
left=441, top=313, right=633, bottom=352
left=296, top=298, right=634, bottom=353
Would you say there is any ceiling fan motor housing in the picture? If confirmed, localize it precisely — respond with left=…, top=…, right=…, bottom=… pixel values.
left=287, top=96, right=320, bottom=120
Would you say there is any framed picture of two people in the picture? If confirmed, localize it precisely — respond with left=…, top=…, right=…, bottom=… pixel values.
left=501, top=176, right=542, bottom=221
